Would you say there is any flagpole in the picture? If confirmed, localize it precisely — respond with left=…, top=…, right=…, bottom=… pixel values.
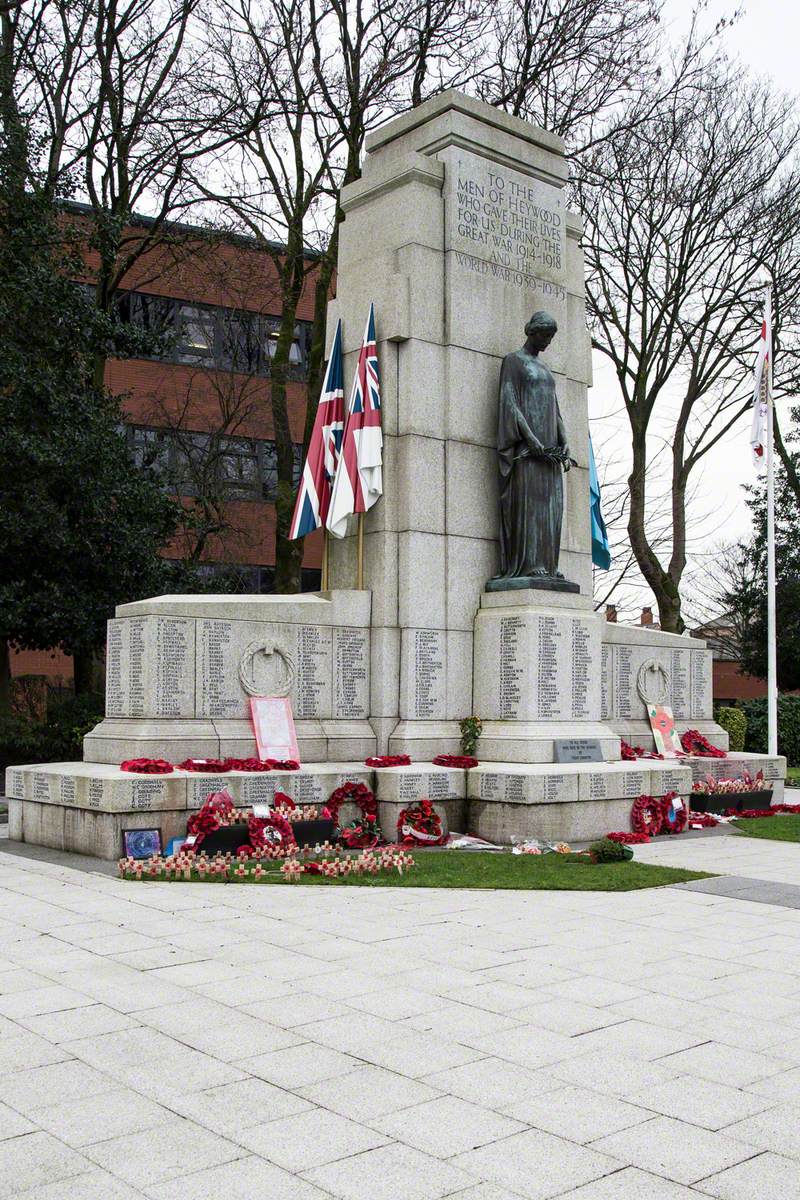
left=357, top=513, right=364, bottom=589
left=765, top=277, right=778, bottom=756
left=321, top=529, right=329, bottom=591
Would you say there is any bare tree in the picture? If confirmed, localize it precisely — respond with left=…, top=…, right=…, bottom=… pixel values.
left=577, top=58, right=800, bottom=633
left=12, top=0, right=240, bottom=382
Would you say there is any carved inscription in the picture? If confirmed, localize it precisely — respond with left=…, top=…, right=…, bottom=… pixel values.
left=155, top=618, right=192, bottom=717
left=453, top=156, right=565, bottom=276
left=333, top=628, right=368, bottom=718
left=571, top=619, right=591, bottom=719
left=499, top=615, right=524, bottom=719
left=537, top=615, right=561, bottom=719
left=131, top=779, right=165, bottom=810
left=614, top=646, right=634, bottom=718
left=88, top=779, right=104, bottom=809
left=7, top=769, right=25, bottom=798
left=60, top=776, right=76, bottom=806
left=543, top=774, right=570, bottom=802
left=412, top=630, right=445, bottom=718
left=128, top=618, right=146, bottom=717
left=32, top=773, right=51, bottom=802
left=691, top=651, right=712, bottom=719
left=670, top=650, right=690, bottom=720
left=199, top=621, right=240, bottom=718
left=600, top=643, right=612, bottom=720
left=295, top=626, right=332, bottom=718
left=106, top=620, right=126, bottom=716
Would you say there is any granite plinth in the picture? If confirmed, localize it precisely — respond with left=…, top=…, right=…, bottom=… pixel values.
left=86, top=590, right=374, bottom=763
left=5, top=761, right=374, bottom=860
left=467, top=759, right=694, bottom=844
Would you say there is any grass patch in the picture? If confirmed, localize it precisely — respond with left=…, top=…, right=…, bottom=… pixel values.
left=732, top=814, right=800, bottom=843
left=127, top=851, right=712, bottom=891
left=785, top=767, right=800, bottom=783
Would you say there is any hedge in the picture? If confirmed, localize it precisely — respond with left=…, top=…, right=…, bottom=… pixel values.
left=717, top=706, right=746, bottom=752
left=735, top=696, right=800, bottom=767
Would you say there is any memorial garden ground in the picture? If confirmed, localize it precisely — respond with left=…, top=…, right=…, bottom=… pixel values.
left=2, top=826, right=800, bottom=1198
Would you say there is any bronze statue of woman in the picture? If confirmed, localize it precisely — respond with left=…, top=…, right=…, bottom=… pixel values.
left=487, top=310, right=577, bottom=592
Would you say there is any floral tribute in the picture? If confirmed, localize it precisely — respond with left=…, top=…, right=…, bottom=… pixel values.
left=659, top=791, right=688, bottom=834
left=118, top=843, right=414, bottom=885
left=620, top=740, right=663, bottom=761
left=120, top=758, right=174, bottom=774
left=606, top=831, right=651, bottom=845
left=692, top=770, right=769, bottom=795
left=397, top=798, right=446, bottom=846
left=630, top=792, right=688, bottom=837
left=630, top=794, right=663, bottom=836
left=122, top=757, right=303, bottom=774
left=326, top=781, right=377, bottom=828
left=688, top=811, right=719, bottom=828
left=365, top=755, right=411, bottom=767
left=177, top=757, right=231, bottom=772
left=185, top=789, right=298, bottom=854
left=432, top=754, right=479, bottom=768
left=680, top=730, right=726, bottom=758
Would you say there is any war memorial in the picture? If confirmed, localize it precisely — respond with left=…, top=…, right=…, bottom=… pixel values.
left=5, top=92, right=785, bottom=858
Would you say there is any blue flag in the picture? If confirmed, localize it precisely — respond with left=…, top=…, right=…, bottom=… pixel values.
left=589, top=435, right=611, bottom=570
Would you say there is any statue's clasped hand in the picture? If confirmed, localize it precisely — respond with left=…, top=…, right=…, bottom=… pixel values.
left=515, top=442, right=576, bottom=471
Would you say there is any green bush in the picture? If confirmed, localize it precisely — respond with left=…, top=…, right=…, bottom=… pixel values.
left=736, top=696, right=800, bottom=766
left=589, top=837, right=630, bottom=863
left=717, top=706, right=747, bottom=752
left=0, top=693, right=103, bottom=774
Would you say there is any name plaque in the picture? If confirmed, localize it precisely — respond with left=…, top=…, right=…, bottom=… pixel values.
left=554, top=738, right=603, bottom=764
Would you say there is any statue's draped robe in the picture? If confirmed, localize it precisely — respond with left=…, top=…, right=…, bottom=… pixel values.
left=497, top=350, right=563, bottom=578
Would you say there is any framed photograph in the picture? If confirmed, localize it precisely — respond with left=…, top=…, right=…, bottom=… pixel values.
left=122, top=828, right=162, bottom=860
left=249, top=696, right=299, bottom=762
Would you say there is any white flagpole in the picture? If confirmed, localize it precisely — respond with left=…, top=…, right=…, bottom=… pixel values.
left=765, top=278, right=778, bottom=756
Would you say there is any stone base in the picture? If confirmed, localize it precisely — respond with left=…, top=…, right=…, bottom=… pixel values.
left=5, top=750, right=787, bottom=859
left=468, top=759, right=692, bottom=843
left=84, top=718, right=377, bottom=766
left=387, top=721, right=463, bottom=758
left=485, top=575, right=580, bottom=594
left=476, top=722, right=620, bottom=764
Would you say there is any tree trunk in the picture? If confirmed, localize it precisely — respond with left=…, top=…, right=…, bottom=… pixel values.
left=270, top=242, right=306, bottom=593
left=73, top=649, right=96, bottom=695
left=0, top=637, right=12, bottom=717
left=626, top=427, right=686, bottom=634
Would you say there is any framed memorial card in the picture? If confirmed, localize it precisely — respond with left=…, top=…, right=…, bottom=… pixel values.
left=250, top=696, right=300, bottom=762
left=648, top=704, right=681, bottom=758
left=122, top=828, right=162, bottom=859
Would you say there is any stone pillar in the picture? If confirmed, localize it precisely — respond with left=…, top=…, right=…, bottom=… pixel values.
left=327, top=91, right=592, bottom=754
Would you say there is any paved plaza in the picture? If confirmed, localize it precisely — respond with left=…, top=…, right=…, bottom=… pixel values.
left=1, top=832, right=800, bottom=1199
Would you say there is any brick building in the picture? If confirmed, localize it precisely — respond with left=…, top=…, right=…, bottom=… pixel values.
left=12, top=207, right=323, bottom=690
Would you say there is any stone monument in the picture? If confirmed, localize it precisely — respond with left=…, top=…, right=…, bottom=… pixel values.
left=5, top=91, right=784, bottom=858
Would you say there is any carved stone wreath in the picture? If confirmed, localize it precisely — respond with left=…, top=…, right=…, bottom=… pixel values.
left=238, top=641, right=296, bottom=698
left=636, top=658, right=670, bottom=707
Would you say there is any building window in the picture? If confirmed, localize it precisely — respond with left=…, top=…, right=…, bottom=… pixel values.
left=176, top=304, right=216, bottom=363
left=112, top=288, right=312, bottom=378
left=126, top=424, right=303, bottom=504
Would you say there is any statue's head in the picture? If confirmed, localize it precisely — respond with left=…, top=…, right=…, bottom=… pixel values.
left=525, top=310, right=557, bottom=352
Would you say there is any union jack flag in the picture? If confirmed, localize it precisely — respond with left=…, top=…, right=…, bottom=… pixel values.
left=289, top=319, right=345, bottom=539
left=327, top=303, right=383, bottom=538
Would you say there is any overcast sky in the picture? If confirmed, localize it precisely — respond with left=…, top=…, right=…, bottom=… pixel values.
left=591, top=0, right=797, bottom=619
